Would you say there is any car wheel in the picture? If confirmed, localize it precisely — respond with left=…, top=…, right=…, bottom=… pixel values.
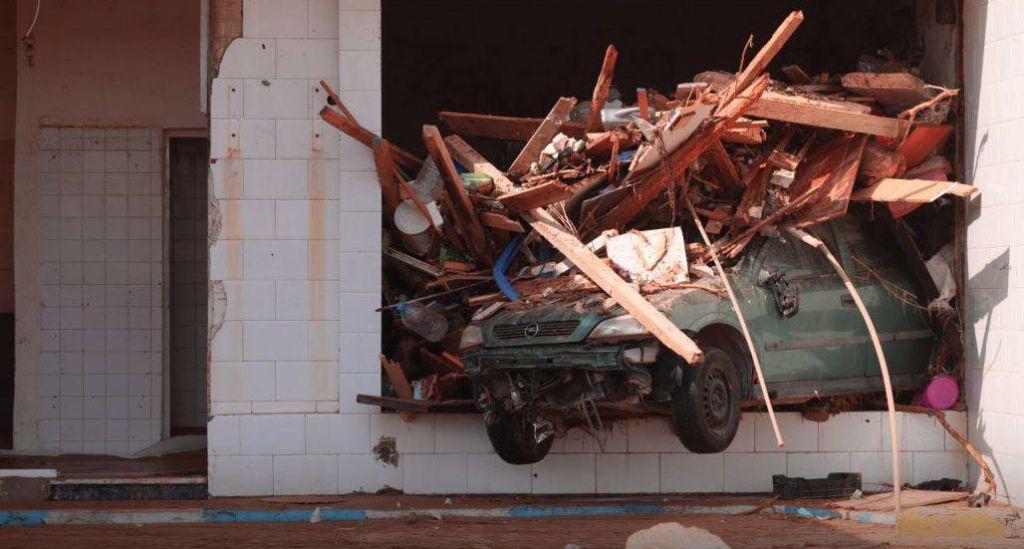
left=486, top=413, right=553, bottom=465
left=671, top=345, right=741, bottom=453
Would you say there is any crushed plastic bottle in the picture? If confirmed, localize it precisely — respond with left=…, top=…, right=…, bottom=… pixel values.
left=396, top=301, right=449, bottom=342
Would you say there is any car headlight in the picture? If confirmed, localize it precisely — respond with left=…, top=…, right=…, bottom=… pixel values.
left=459, top=325, right=484, bottom=352
left=588, top=315, right=651, bottom=340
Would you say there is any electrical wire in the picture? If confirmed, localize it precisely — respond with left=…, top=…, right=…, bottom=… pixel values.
left=24, top=0, right=41, bottom=40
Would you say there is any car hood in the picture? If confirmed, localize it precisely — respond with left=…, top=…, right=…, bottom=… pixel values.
left=476, top=287, right=727, bottom=348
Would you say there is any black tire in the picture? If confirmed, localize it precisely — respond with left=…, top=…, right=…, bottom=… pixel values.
left=486, top=413, right=553, bottom=465
left=671, top=345, right=742, bottom=453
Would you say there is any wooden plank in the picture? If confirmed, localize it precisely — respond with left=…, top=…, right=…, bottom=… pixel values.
left=319, top=106, right=422, bottom=171
left=507, top=97, right=578, bottom=178
left=355, top=394, right=476, bottom=413
left=380, top=355, right=416, bottom=421
left=781, top=64, right=813, bottom=84
left=746, top=92, right=900, bottom=137
left=703, top=139, right=743, bottom=194
left=588, top=75, right=769, bottom=235
left=444, top=136, right=704, bottom=365
left=371, top=141, right=402, bottom=216
left=718, top=11, right=804, bottom=108
left=438, top=111, right=586, bottom=140
left=497, top=181, right=574, bottom=213
left=422, top=124, right=491, bottom=264
left=851, top=178, right=977, bottom=203
left=479, top=211, right=525, bottom=233
left=841, top=72, right=931, bottom=109
left=586, top=45, right=619, bottom=132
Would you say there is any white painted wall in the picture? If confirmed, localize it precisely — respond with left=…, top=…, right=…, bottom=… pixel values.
left=205, top=0, right=968, bottom=496
left=963, top=0, right=1024, bottom=507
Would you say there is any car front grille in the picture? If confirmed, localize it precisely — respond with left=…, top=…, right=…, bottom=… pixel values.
left=492, top=320, right=581, bottom=341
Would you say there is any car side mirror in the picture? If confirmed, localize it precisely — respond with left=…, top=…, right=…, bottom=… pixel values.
left=758, top=267, right=799, bottom=318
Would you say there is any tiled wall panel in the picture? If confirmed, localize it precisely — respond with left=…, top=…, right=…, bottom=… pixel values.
left=36, top=126, right=163, bottom=456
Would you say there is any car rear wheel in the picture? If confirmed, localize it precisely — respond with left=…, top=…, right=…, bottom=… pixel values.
left=671, top=345, right=741, bottom=453
left=486, top=413, right=553, bottom=465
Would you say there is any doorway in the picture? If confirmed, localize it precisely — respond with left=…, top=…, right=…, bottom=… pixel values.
left=168, top=138, right=209, bottom=436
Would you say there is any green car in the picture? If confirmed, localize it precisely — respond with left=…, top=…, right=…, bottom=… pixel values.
left=459, top=210, right=935, bottom=464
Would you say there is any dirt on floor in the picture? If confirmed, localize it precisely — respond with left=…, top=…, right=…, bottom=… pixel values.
left=0, top=513, right=1011, bottom=549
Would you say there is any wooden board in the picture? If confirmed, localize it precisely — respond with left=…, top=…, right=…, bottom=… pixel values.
left=851, top=178, right=977, bottom=203
left=841, top=72, right=932, bottom=109
left=444, top=136, right=704, bottom=364
left=479, top=211, right=525, bottom=233
left=717, top=11, right=804, bottom=107
left=507, top=97, right=578, bottom=178
left=831, top=489, right=969, bottom=512
left=586, top=45, right=619, bottom=132
left=746, top=92, right=900, bottom=137
left=422, top=125, right=490, bottom=264
left=704, top=138, right=743, bottom=194
left=439, top=111, right=587, bottom=141
left=497, top=181, right=575, bottom=213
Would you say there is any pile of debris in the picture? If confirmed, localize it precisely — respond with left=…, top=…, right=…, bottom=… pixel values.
left=319, top=11, right=975, bottom=413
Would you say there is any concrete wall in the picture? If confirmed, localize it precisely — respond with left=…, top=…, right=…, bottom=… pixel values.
left=205, top=0, right=968, bottom=496
left=963, top=0, right=1024, bottom=506
left=12, top=0, right=206, bottom=452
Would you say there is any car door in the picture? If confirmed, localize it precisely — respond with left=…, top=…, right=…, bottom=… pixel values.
left=754, top=224, right=868, bottom=383
left=831, top=214, right=934, bottom=378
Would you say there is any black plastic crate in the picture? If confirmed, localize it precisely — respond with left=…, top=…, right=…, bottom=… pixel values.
left=772, top=472, right=862, bottom=499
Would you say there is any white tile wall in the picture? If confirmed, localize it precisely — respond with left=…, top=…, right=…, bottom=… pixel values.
left=208, top=0, right=342, bottom=419
left=964, top=0, right=1024, bottom=506
left=205, top=410, right=971, bottom=497
left=37, top=126, right=163, bottom=456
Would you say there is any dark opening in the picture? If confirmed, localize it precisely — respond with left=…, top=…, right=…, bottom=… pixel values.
left=0, top=0, right=17, bottom=449
left=168, top=138, right=209, bottom=437
left=383, top=0, right=916, bottom=162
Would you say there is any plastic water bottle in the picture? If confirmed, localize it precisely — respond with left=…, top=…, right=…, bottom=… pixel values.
left=396, top=301, right=449, bottom=342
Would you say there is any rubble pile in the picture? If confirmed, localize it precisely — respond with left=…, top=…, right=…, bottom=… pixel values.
left=319, top=11, right=974, bottom=413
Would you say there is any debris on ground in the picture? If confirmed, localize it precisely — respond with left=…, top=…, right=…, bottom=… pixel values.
left=317, top=10, right=973, bottom=420
left=625, top=522, right=731, bottom=549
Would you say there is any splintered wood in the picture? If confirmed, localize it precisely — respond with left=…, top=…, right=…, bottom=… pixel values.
left=317, top=10, right=969, bottom=452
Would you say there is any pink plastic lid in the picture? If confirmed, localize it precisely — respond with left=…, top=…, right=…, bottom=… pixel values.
left=921, top=374, right=959, bottom=410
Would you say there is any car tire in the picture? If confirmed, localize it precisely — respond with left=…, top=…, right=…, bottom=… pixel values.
left=486, top=413, right=553, bottom=465
left=671, top=345, right=742, bottom=453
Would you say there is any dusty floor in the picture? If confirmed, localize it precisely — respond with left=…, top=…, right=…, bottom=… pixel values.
left=0, top=513, right=1009, bottom=548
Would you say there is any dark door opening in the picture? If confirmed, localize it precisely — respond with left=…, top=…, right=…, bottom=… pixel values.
left=168, top=138, right=209, bottom=437
left=0, top=0, right=17, bottom=449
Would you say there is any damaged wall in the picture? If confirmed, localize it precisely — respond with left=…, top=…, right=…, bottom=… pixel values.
left=963, top=0, right=1024, bottom=506
left=11, top=0, right=206, bottom=453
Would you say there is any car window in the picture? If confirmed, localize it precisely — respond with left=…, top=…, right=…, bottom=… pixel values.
left=800, top=224, right=840, bottom=273
left=833, top=213, right=901, bottom=273
left=759, top=235, right=820, bottom=277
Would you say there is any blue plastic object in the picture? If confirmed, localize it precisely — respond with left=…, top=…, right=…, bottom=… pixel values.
left=493, top=235, right=525, bottom=301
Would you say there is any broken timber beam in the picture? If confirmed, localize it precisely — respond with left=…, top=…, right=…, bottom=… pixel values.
left=444, top=135, right=704, bottom=364
left=319, top=105, right=422, bottom=171
left=850, top=178, right=977, bottom=203
left=717, top=11, right=804, bottom=109
left=422, top=125, right=491, bottom=265
left=498, top=181, right=575, bottom=213
left=589, top=75, right=769, bottom=235
left=479, top=211, right=525, bottom=233
left=439, top=111, right=586, bottom=141
left=507, top=97, right=578, bottom=179
left=703, top=139, right=743, bottom=194
left=746, top=92, right=900, bottom=138
left=586, top=45, right=619, bottom=132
